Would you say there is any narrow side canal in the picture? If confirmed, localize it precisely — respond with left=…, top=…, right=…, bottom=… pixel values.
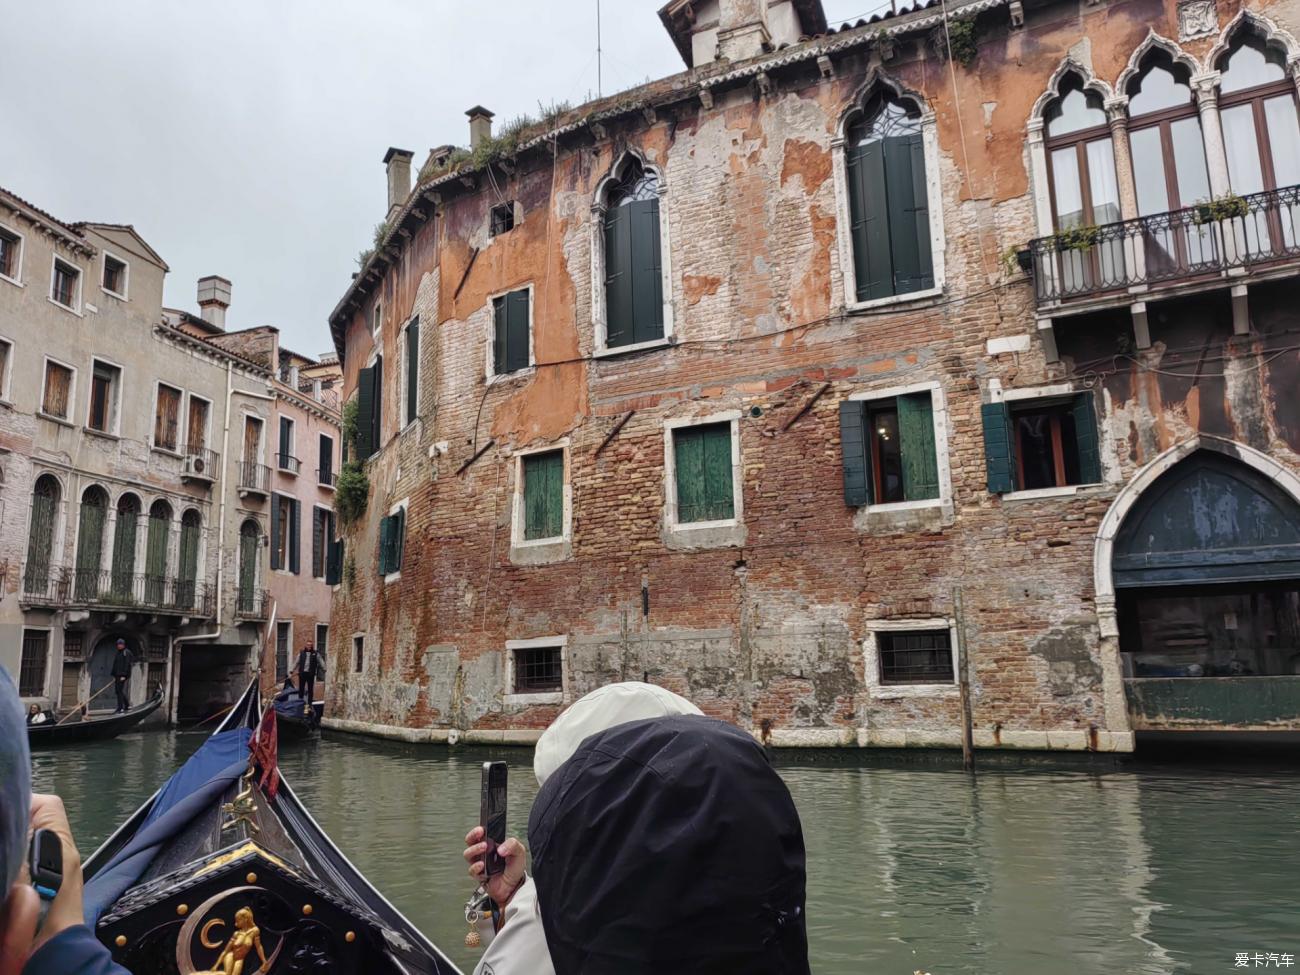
left=32, top=731, right=1299, bottom=974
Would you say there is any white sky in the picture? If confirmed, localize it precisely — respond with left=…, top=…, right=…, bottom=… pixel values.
left=2, top=1, right=874, bottom=357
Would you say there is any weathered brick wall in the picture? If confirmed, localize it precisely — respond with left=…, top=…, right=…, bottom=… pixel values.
left=327, top=0, right=1300, bottom=749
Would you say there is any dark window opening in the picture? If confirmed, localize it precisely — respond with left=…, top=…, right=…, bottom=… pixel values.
left=982, top=393, right=1101, bottom=494
left=868, top=403, right=905, bottom=504
left=0, top=229, right=18, bottom=279
left=102, top=255, right=126, bottom=295
left=20, top=629, right=49, bottom=697
left=276, top=621, right=291, bottom=681
left=353, top=635, right=364, bottom=673
left=88, top=361, right=119, bottom=433
left=52, top=260, right=78, bottom=307
left=1013, top=401, right=1083, bottom=490
left=878, top=629, right=953, bottom=685
left=63, top=632, right=84, bottom=661
left=490, top=202, right=515, bottom=237
left=839, top=393, right=939, bottom=506
left=147, top=634, right=168, bottom=662
left=513, top=646, right=562, bottom=693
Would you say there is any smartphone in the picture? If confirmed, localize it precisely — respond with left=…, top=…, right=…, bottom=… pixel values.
left=29, top=828, right=62, bottom=901
left=479, top=761, right=508, bottom=877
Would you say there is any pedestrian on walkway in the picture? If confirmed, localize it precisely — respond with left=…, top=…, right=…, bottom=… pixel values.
left=110, top=640, right=132, bottom=714
left=294, top=640, right=323, bottom=706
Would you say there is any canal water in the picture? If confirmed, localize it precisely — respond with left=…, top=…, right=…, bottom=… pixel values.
left=31, top=731, right=1299, bottom=974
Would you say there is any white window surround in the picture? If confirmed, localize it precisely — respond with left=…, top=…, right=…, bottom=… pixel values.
left=589, top=152, right=676, bottom=355
left=0, top=224, right=25, bottom=287
left=185, top=393, right=213, bottom=452
left=485, top=283, right=536, bottom=382
left=848, top=379, right=954, bottom=513
left=863, top=618, right=961, bottom=699
left=151, top=381, right=184, bottom=454
left=830, top=74, right=947, bottom=313
left=48, top=255, right=83, bottom=315
left=40, top=355, right=77, bottom=424
left=510, top=440, right=572, bottom=548
left=0, top=335, right=13, bottom=402
left=87, top=356, right=124, bottom=437
left=100, top=249, right=130, bottom=300
left=400, top=317, right=420, bottom=429
left=662, top=410, right=744, bottom=532
left=371, top=302, right=382, bottom=337
left=504, top=635, right=568, bottom=707
left=384, top=496, right=408, bottom=584
left=991, top=379, right=1118, bottom=496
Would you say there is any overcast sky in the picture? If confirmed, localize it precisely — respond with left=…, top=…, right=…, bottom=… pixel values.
left=2, top=0, right=872, bottom=358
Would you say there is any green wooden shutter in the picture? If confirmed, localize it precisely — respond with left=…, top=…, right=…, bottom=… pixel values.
left=493, top=298, right=507, bottom=375
left=524, top=451, right=564, bottom=540
left=628, top=198, right=664, bottom=345
left=145, top=511, right=169, bottom=603
left=111, top=508, right=138, bottom=594
left=674, top=428, right=705, bottom=523
left=371, top=355, right=383, bottom=452
left=898, top=392, right=940, bottom=501
left=406, top=318, right=420, bottom=423
left=326, top=537, right=343, bottom=586
left=25, top=490, right=57, bottom=590
left=356, top=365, right=375, bottom=460
left=239, top=526, right=258, bottom=606
left=76, top=501, right=106, bottom=599
left=604, top=206, right=634, bottom=348
left=506, top=290, right=530, bottom=373
left=269, top=494, right=281, bottom=571
left=1072, top=392, right=1102, bottom=485
left=702, top=424, right=735, bottom=521
left=393, top=507, right=406, bottom=570
left=839, top=400, right=871, bottom=506
left=847, top=140, right=894, bottom=301
left=882, top=134, right=933, bottom=296
left=289, top=499, right=301, bottom=575
left=675, top=423, right=734, bottom=523
left=378, top=515, right=393, bottom=575
left=981, top=402, right=1017, bottom=494
left=279, top=415, right=292, bottom=466
left=312, top=508, right=324, bottom=577
left=179, top=518, right=200, bottom=606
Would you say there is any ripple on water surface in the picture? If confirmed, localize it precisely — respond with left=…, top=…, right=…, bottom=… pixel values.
left=32, top=733, right=1300, bottom=975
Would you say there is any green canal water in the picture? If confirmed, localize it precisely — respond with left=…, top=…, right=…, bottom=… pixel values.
left=31, top=731, right=1300, bottom=975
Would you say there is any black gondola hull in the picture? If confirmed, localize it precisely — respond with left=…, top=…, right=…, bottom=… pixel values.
left=27, top=689, right=164, bottom=746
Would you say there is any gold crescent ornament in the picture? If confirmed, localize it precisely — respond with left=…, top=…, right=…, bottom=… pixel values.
left=200, top=918, right=226, bottom=950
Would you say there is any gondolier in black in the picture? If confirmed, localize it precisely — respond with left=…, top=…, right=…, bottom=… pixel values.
left=111, top=639, right=133, bottom=714
left=294, top=639, right=324, bottom=706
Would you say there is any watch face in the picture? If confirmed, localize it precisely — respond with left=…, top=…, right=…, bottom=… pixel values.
left=33, top=830, right=62, bottom=880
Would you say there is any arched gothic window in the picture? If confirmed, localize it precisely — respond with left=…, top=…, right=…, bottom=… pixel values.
left=111, top=494, right=141, bottom=596
left=75, top=486, right=109, bottom=599
left=1218, top=32, right=1300, bottom=197
left=845, top=91, right=934, bottom=301
left=23, top=475, right=61, bottom=596
left=601, top=158, right=664, bottom=349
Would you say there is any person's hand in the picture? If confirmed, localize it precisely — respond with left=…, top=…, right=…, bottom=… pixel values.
left=25, top=795, right=85, bottom=952
left=463, top=827, right=526, bottom=907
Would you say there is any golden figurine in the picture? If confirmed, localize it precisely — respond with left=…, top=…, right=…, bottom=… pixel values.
left=196, top=907, right=270, bottom=975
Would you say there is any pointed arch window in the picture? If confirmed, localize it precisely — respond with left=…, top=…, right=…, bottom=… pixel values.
left=845, top=91, right=934, bottom=301
left=24, top=475, right=61, bottom=596
left=1218, top=33, right=1300, bottom=195
left=601, top=158, right=664, bottom=350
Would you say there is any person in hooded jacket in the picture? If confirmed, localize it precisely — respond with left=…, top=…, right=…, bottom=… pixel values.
left=463, top=682, right=703, bottom=975
left=0, top=668, right=130, bottom=975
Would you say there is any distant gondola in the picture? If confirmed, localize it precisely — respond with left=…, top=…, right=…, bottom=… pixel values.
left=82, top=679, right=461, bottom=975
left=27, top=688, right=164, bottom=746
left=273, top=678, right=324, bottom=741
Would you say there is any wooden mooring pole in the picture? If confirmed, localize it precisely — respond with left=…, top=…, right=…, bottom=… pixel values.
left=953, top=586, right=975, bottom=773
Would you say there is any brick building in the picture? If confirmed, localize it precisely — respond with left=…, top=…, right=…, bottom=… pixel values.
left=325, top=0, right=1300, bottom=751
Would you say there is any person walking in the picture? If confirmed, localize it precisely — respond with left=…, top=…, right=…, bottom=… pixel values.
left=110, top=639, right=132, bottom=714
left=294, top=640, right=324, bottom=706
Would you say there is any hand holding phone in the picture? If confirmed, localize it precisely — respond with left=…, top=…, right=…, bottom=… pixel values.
left=29, top=828, right=63, bottom=903
left=479, top=762, right=508, bottom=878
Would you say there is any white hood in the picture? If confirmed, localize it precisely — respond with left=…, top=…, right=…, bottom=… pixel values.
left=533, top=681, right=702, bottom=785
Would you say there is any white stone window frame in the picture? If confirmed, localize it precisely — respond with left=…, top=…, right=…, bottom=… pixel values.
left=184, top=391, right=213, bottom=455
left=847, top=379, right=953, bottom=515
left=384, top=496, right=409, bottom=585
left=18, top=625, right=54, bottom=700
left=86, top=355, right=125, bottom=438
left=48, top=253, right=83, bottom=315
left=504, top=635, right=568, bottom=707
left=589, top=151, right=676, bottom=358
left=485, top=283, right=536, bottom=382
left=488, top=199, right=520, bottom=239
left=270, top=491, right=297, bottom=577
left=510, top=439, right=572, bottom=549
left=0, top=222, right=25, bottom=288
left=399, top=316, right=421, bottom=431
left=663, top=410, right=744, bottom=533
left=0, top=333, right=14, bottom=404
left=151, top=380, right=184, bottom=454
left=99, top=248, right=130, bottom=301
left=831, top=72, right=947, bottom=313
left=39, top=355, right=77, bottom=426
left=991, top=379, right=1119, bottom=500
left=371, top=300, right=382, bottom=338
left=863, top=618, right=961, bottom=699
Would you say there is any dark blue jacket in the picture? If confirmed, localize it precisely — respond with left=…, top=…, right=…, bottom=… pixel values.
left=23, top=924, right=130, bottom=975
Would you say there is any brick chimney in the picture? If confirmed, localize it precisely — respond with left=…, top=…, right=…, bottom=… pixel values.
left=466, top=106, right=495, bottom=150
left=717, top=0, right=770, bottom=61
left=196, top=275, right=231, bottom=330
left=384, top=147, right=413, bottom=221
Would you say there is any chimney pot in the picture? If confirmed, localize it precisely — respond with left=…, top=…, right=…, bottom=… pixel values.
left=196, top=275, right=232, bottom=330
left=383, top=147, right=414, bottom=220
left=466, top=106, right=495, bottom=150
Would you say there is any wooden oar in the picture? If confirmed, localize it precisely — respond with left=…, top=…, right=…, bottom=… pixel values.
left=189, top=703, right=234, bottom=731
left=55, top=681, right=114, bottom=725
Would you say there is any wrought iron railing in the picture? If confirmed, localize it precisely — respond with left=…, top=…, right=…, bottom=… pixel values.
left=276, top=452, right=301, bottom=475
left=18, top=564, right=214, bottom=616
left=235, top=587, right=272, bottom=620
left=1027, top=184, right=1300, bottom=305
left=181, top=445, right=221, bottom=480
left=238, top=461, right=270, bottom=493
left=316, top=468, right=337, bottom=488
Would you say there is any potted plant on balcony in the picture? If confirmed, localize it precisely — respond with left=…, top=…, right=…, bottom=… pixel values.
left=1193, top=193, right=1250, bottom=225
left=1051, top=225, right=1101, bottom=252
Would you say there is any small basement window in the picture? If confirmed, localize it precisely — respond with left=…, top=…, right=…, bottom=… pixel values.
left=512, top=645, right=562, bottom=694
left=490, top=201, right=515, bottom=237
left=878, top=629, right=954, bottom=685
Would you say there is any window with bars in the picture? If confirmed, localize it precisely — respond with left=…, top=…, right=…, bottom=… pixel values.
left=88, top=360, right=120, bottom=433
left=521, top=450, right=564, bottom=541
left=147, top=634, right=169, bottom=662
left=20, top=630, right=49, bottom=696
left=672, top=422, right=735, bottom=524
left=102, top=254, right=127, bottom=296
left=492, top=290, right=530, bottom=376
left=51, top=259, right=79, bottom=308
left=878, top=629, right=954, bottom=685
left=147, top=663, right=166, bottom=695
left=512, top=646, right=562, bottom=694
left=42, top=360, right=73, bottom=419
left=63, top=632, right=85, bottom=661
left=0, top=228, right=19, bottom=280
left=839, top=392, right=940, bottom=506
left=154, top=384, right=182, bottom=451
left=490, top=202, right=516, bottom=237
left=276, top=621, right=291, bottom=681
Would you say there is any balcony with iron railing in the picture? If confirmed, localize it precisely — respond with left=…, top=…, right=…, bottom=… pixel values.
left=1027, top=185, right=1300, bottom=310
left=19, top=564, right=215, bottom=617
left=237, top=461, right=270, bottom=498
left=235, top=587, right=272, bottom=621
left=275, top=452, right=301, bottom=475
left=316, top=467, right=337, bottom=490
left=180, top=444, right=221, bottom=484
